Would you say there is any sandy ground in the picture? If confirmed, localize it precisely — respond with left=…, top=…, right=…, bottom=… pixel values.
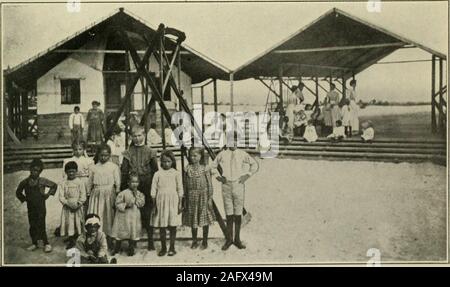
left=3, top=156, right=447, bottom=265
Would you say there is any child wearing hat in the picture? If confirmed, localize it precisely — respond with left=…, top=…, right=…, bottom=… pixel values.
left=76, top=214, right=116, bottom=264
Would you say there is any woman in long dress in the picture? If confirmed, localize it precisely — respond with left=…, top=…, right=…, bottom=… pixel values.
left=87, top=101, right=105, bottom=145
left=286, top=83, right=305, bottom=130
left=327, top=83, right=341, bottom=128
left=347, top=79, right=360, bottom=134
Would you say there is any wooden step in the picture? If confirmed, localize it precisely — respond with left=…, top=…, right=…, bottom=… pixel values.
left=246, top=149, right=446, bottom=162
left=267, top=145, right=446, bottom=155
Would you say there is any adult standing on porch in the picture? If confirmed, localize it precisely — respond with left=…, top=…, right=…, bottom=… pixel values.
left=327, top=83, right=341, bottom=127
left=87, top=101, right=105, bottom=145
left=286, top=83, right=305, bottom=129
left=347, top=79, right=359, bottom=134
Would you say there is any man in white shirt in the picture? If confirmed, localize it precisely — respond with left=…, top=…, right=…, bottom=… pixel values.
left=209, top=131, right=259, bottom=251
left=69, top=106, right=85, bottom=142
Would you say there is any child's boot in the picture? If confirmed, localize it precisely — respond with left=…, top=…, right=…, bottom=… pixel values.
left=233, top=215, right=246, bottom=249
left=112, top=240, right=122, bottom=256
left=147, top=227, right=155, bottom=251
left=168, top=227, right=177, bottom=256
left=191, top=228, right=199, bottom=249
left=222, top=215, right=234, bottom=251
left=201, top=226, right=209, bottom=250
left=158, top=228, right=167, bottom=256
left=127, top=240, right=136, bottom=256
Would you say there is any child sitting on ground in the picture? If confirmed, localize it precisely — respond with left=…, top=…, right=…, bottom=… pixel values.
left=111, top=173, right=146, bottom=256
left=76, top=214, right=116, bottom=264
left=16, top=159, right=58, bottom=253
left=303, top=119, right=318, bottom=143
left=361, top=120, right=375, bottom=143
left=327, top=120, right=346, bottom=142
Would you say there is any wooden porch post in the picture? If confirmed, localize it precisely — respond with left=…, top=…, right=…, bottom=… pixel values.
left=230, top=73, right=234, bottom=112
left=201, top=85, right=205, bottom=143
left=21, top=89, right=29, bottom=139
left=314, top=77, right=319, bottom=109
left=279, top=66, right=283, bottom=111
left=431, top=55, right=437, bottom=133
left=438, top=57, right=444, bottom=133
left=125, top=51, right=131, bottom=149
left=342, top=77, right=346, bottom=99
left=213, top=79, right=218, bottom=113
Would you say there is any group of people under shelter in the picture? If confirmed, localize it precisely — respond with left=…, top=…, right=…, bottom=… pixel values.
left=279, top=79, right=375, bottom=144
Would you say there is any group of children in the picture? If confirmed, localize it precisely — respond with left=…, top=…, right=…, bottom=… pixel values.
left=280, top=79, right=375, bottom=143
left=16, top=123, right=259, bottom=264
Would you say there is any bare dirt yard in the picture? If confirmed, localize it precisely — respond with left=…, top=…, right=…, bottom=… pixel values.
left=3, top=156, right=447, bottom=265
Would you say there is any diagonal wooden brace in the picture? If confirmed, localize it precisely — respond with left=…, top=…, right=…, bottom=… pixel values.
left=104, top=24, right=165, bottom=141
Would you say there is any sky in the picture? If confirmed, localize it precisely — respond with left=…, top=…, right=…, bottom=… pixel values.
left=2, top=1, right=448, bottom=105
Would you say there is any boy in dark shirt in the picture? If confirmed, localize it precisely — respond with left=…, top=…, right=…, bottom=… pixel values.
left=16, top=159, right=58, bottom=252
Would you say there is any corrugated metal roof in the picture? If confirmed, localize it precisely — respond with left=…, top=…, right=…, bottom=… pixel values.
left=4, top=8, right=230, bottom=87
left=233, top=8, right=446, bottom=80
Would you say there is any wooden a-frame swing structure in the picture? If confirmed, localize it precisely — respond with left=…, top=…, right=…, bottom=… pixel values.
left=102, top=20, right=228, bottom=236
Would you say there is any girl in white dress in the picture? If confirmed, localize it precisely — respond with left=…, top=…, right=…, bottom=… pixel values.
left=151, top=150, right=183, bottom=256
left=341, top=99, right=353, bottom=137
left=348, top=79, right=360, bottom=134
left=59, top=161, right=87, bottom=247
left=303, top=119, right=318, bottom=143
left=87, top=144, right=121, bottom=249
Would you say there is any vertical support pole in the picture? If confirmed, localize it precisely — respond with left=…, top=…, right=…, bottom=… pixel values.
left=431, top=55, right=437, bottom=133
left=213, top=79, right=218, bottom=113
left=160, top=36, right=166, bottom=149
left=230, top=73, right=234, bottom=112
left=329, top=76, right=332, bottom=90
left=315, top=77, right=319, bottom=109
left=143, top=76, right=149, bottom=145
left=438, top=57, right=444, bottom=133
left=342, top=77, right=346, bottom=99
left=201, top=85, right=205, bottom=145
left=21, top=89, right=28, bottom=139
left=177, top=47, right=187, bottom=192
left=278, top=66, right=283, bottom=112
left=124, top=51, right=131, bottom=148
